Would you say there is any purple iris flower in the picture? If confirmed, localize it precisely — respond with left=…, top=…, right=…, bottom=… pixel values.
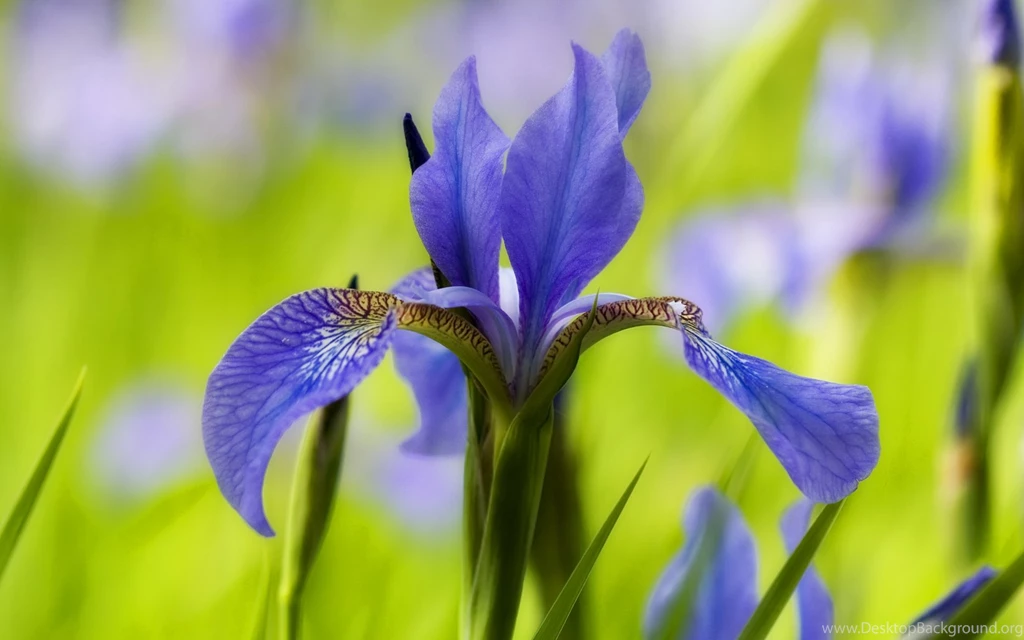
left=342, top=421, right=463, bottom=534
left=644, top=488, right=995, bottom=640
left=664, top=29, right=951, bottom=330
left=642, top=487, right=832, bottom=640
left=202, top=30, right=880, bottom=536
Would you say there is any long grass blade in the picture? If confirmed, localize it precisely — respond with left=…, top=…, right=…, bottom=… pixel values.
left=0, top=368, right=86, bottom=583
left=736, top=499, right=845, bottom=640
left=934, top=547, right=1024, bottom=639
left=533, top=458, right=647, bottom=640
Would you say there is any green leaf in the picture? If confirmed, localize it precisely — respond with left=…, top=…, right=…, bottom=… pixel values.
left=0, top=368, right=85, bottom=584
left=736, top=499, right=845, bottom=640
left=656, top=0, right=822, bottom=197
left=718, top=434, right=761, bottom=502
left=933, top=546, right=1024, bottom=639
left=533, top=458, right=647, bottom=640
left=462, top=377, right=494, bottom=630
left=530, top=411, right=588, bottom=640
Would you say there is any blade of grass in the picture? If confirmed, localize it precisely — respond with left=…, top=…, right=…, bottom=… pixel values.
left=934, top=546, right=1024, bottom=638
left=532, top=458, right=647, bottom=640
left=736, top=499, right=845, bottom=640
left=0, top=367, right=86, bottom=583
left=655, top=0, right=821, bottom=197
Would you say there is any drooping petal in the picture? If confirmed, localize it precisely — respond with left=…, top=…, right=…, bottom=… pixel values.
left=203, top=288, right=506, bottom=535
left=601, top=28, right=651, bottom=135
left=909, top=566, right=997, bottom=626
left=540, top=297, right=880, bottom=502
left=780, top=501, right=834, bottom=640
left=500, top=43, right=643, bottom=359
left=643, top=486, right=758, bottom=640
left=203, top=289, right=398, bottom=535
left=683, top=330, right=879, bottom=503
left=409, top=56, right=509, bottom=303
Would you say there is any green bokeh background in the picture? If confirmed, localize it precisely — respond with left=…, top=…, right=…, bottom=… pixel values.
left=2, top=0, right=1021, bottom=638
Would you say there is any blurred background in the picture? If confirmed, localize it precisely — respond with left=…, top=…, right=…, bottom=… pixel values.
left=0, top=0, right=1018, bottom=637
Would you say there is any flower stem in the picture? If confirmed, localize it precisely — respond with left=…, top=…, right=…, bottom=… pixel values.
left=467, top=407, right=554, bottom=640
left=959, top=61, right=1024, bottom=561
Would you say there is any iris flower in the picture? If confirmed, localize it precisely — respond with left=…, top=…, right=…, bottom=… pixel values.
left=202, top=30, right=880, bottom=536
left=663, top=29, right=951, bottom=330
left=644, top=486, right=996, bottom=640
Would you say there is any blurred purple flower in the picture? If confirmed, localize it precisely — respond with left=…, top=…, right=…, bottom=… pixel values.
left=644, top=487, right=994, bottom=639
left=166, top=0, right=291, bottom=64
left=798, top=30, right=950, bottom=241
left=664, top=29, right=952, bottom=329
left=343, top=421, right=462, bottom=535
left=978, top=0, right=1021, bottom=67
left=643, top=487, right=831, bottom=640
left=90, top=379, right=204, bottom=502
left=7, top=0, right=173, bottom=184
left=659, top=202, right=804, bottom=332
left=5, top=0, right=296, bottom=185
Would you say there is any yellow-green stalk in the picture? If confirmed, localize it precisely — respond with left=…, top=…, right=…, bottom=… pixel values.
left=958, top=0, right=1024, bottom=560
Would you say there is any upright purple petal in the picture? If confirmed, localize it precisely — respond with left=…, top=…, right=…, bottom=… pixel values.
left=682, top=329, right=880, bottom=503
left=410, top=57, right=510, bottom=303
left=500, top=43, right=642, bottom=362
left=781, top=501, right=834, bottom=640
left=644, top=487, right=758, bottom=640
left=203, top=289, right=397, bottom=535
left=601, top=28, right=651, bottom=135
left=910, top=566, right=997, bottom=625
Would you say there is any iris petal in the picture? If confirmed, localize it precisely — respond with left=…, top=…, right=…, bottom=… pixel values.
left=601, top=28, right=651, bottom=135
left=540, top=297, right=880, bottom=502
left=910, top=566, right=997, bottom=626
left=500, top=43, right=643, bottom=358
left=392, top=328, right=468, bottom=455
left=683, top=330, right=879, bottom=503
left=203, top=289, right=398, bottom=535
left=780, top=501, right=834, bottom=640
left=203, top=287, right=507, bottom=535
left=410, top=56, right=509, bottom=303
left=644, top=486, right=758, bottom=640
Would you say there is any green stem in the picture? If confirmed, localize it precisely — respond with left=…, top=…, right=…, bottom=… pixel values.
left=462, top=379, right=495, bottom=634
left=467, top=408, right=555, bottom=640
left=959, top=64, right=1024, bottom=561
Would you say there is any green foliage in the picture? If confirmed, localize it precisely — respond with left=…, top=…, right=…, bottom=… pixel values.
left=533, top=458, right=647, bottom=640
left=936, top=548, right=1024, bottom=639
left=0, top=369, right=85, bottom=584
left=737, top=500, right=845, bottom=640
